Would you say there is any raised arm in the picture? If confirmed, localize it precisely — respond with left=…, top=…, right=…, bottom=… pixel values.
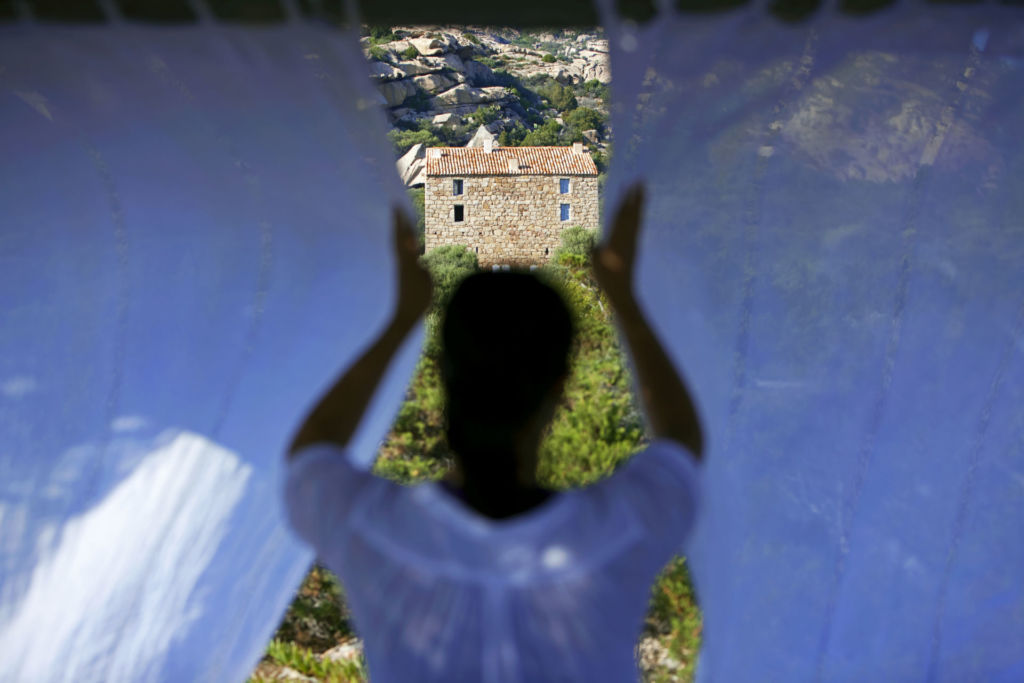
left=287, top=208, right=433, bottom=459
left=592, top=184, right=704, bottom=461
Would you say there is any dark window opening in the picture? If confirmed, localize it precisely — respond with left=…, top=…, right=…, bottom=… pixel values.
left=545, top=247, right=549, bottom=255
left=454, top=205, right=464, bottom=222
left=453, top=179, right=464, bottom=196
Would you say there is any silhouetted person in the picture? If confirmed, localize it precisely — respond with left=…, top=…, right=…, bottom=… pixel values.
left=285, top=185, right=703, bottom=681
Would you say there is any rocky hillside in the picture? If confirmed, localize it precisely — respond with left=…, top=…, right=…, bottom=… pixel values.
left=361, top=26, right=611, bottom=185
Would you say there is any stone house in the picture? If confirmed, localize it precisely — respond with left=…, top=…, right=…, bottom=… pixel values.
left=424, top=140, right=600, bottom=268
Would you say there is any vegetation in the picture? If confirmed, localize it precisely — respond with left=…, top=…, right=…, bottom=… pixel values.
left=542, top=53, right=557, bottom=63
left=363, top=26, right=397, bottom=45
left=419, top=245, right=479, bottom=311
left=260, top=232, right=703, bottom=682
left=367, top=44, right=388, bottom=62
left=536, top=79, right=578, bottom=113
left=563, top=106, right=606, bottom=141
left=553, top=225, right=598, bottom=260
left=521, top=119, right=564, bottom=146
left=400, top=45, right=419, bottom=60
left=407, top=187, right=425, bottom=248
left=468, top=104, right=500, bottom=128
left=577, top=78, right=611, bottom=105
left=387, top=127, right=441, bottom=156
left=475, top=55, right=504, bottom=70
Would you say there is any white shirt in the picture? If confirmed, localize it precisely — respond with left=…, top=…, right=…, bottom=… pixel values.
left=284, top=440, right=702, bottom=682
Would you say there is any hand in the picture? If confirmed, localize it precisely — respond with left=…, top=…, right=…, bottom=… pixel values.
left=593, top=183, right=645, bottom=305
left=392, top=206, right=433, bottom=322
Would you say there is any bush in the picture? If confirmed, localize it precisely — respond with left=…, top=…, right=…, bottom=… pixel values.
left=542, top=53, right=556, bottom=63
left=388, top=128, right=441, bottom=157
left=365, top=25, right=396, bottom=44
left=555, top=225, right=598, bottom=260
left=468, top=104, right=500, bottom=128
left=521, top=119, right=563, bottom=146
left=564, top=107, right=605, bottom=139
left=368, top=45, right=388, bottom=62
left=498, top=123, right=528, bottom=147
left=578, top=79, right=610, bottom=104
left=537, top=81, right=577, bottom=112
left=462, top=32, right=480, bottom=45
left=475, top=55, right=503, bottom=69
left=420, top=244, right=479, bottom=311
left=400, top=45, right=419, bottom=60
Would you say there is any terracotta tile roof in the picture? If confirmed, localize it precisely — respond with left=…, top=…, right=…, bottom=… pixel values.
left=425, top=146, right=599, bottom=176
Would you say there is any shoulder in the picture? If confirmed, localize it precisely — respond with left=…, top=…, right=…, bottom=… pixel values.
left=282, top=443, right=384, bottom=549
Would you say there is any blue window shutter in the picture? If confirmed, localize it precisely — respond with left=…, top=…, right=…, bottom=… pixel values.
left=560, top=204, right=570, bottom=221
left=560, top=178, right=570, bottom=194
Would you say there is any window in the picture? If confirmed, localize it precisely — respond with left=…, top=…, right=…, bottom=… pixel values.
left=454, top=205, right=464, bottom=222
left=560, top=204, right=570, bottom=221
left=453, top=179, right=464, bottom=196
left=559, top=178, right=570, bottom=194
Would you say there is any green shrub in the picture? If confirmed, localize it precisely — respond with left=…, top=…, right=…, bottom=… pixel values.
left=264, top=639, right=366, bottom=681
left=563, top=107, right=605, bottom=141
left=364, top=25, right=396, bottom=44
left=555, top=225, right=599, bottom=259
left=400, top=45, right=419, bottom=60
left=463, top=32, right=480, bottom=45
left=578, top=79, right=610, bottom=104
left=420, top=244, right=479, bottom=311
left=468, top=104, right=500, bottom=128
left=537, top=81, right=577, bottom=112
left=521, top=119, right=563, bottom=146
left=475, top=55, right=503, bottom=69
left=498, top=123, right=528, bottom=147
left=388, top=128, right=441, bottom=157
left=542, top=53, right=556, bottom=63
left=368, top=45, right=388, bottom=62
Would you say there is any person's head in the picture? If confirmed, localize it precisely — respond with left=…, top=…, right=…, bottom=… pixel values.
left=441, top=271, right=575, bottom=484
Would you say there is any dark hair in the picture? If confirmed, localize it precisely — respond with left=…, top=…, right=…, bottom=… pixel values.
left=441, top=271, right=574, bottom=464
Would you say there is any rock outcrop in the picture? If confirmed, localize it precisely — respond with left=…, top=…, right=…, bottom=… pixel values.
left=396, top=143, right=427, bottom=187
left=364, top=27, right=609, bottom=117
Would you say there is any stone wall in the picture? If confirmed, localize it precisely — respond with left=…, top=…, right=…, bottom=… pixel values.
left=424, top=174, right=599, bottom=268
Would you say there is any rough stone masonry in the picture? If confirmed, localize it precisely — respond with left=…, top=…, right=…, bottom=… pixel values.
left=424, top=141, right=600, bottom=268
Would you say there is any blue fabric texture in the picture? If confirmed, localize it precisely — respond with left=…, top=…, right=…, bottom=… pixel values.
left=284, top=441, right=702, bottom=682
left=1, top=2, right=1023, bottom=681
left=597, top=2, right=1024, bottom=680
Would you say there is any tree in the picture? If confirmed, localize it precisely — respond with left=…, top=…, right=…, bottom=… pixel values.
left=499, top=123, right=528, bottom=147
left=563, top=107, right=605, bottom=142
left=521, top=119, right=563, bottom=146
left=537, top=81, right=577, bottom=112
